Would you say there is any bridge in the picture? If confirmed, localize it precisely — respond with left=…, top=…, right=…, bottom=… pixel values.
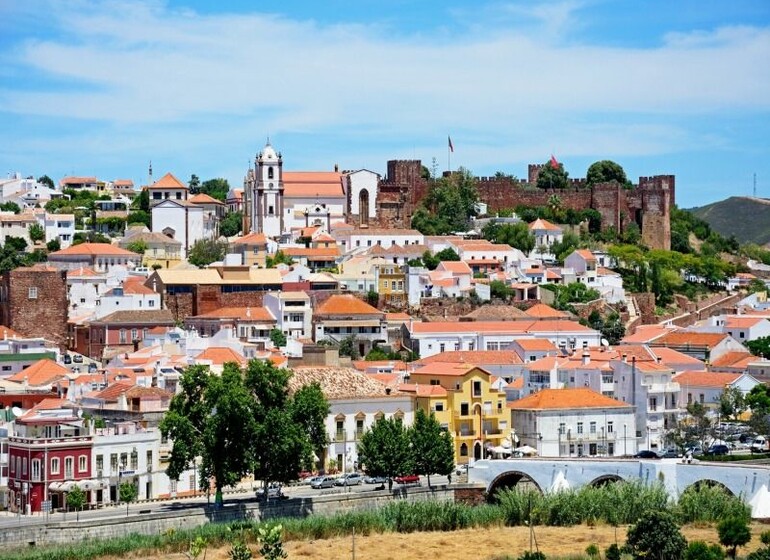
left=468, top=458, right=770, bottom=518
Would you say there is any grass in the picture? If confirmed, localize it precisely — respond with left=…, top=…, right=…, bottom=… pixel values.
left=2, top=482, right=751, bottom=560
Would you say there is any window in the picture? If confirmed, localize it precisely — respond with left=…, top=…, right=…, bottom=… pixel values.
left=110, top=453, right=118, bottom=473
left=50, top=457, right=60, bottom=475
left=434, top=403, right=444, bottom=412
left=268, top=167, right=274, bottom=179
left=31, top=459, right=41, bottom=481
left=472, top=380, right=482, bottom=397
left=65, top=456, right=74, bottom=478
left=130, top=450, right=138, bottom=470
left=131, top=329, right=138, bottom=340
left=79, top=455, right=87, bottom=472
left=96, top=455, right=104, bottom=473
left=460, top=403, right=469, bottom=416
left=28, top=287, right=38, bottom=299
left=22, top=457, right=27, bottom=476
left=147, top=450, right=153, bottom=470
left=486, top=342, right=499, bottom=351
left=607, top=421, right=614, bottom=433
left=577, top=422, right=584, bottom=435
left=268, top=205, right=274, bottom=215
left=687, top=393, right=693, bottom=404
left=699, top=393, right=705, bottom=404
left=558, top=423, right=566, bottom=435
left=439, top=343, right=445, bottom=353
left=590, top=422, right=596, bottom=434
left=119, top=329, right=127, bottom=344
left=468, top=342, right=475, bottom=351
left=649, top=397, right=657, bottom=411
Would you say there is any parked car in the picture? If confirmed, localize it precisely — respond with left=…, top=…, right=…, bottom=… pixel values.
left=705, top=444, right=730, bottom=456
left=364, top=475, right=387, bottom=484
left=335, top=473, right=363, bottom=486
left=633, top=450, right=660, bottom=459
left=310, top=476, right=336, bottom=490
left=88, top=362, right=98, bottom=373
left=73, top=354, right=83, bottom=363
left=305, top=475, right=324, bottom=486
left=256, top=483, right=287, bottom=501
left=685, top=445, right=704, bottom=456
left=660, top=448, right=681, bottom=458
left=751, top=436, right=770, bottom=454
left=63, top=354, right=72, bottom=364
left=394, top=474, right=420, bottom=485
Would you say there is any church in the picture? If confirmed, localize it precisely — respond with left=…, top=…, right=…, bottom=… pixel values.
left=242, top=141, right=379, bottom=239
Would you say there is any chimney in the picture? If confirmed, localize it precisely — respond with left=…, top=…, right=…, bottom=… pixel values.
left=621, top=353, right=627, bottom=364
left=582, top=351, right=590, bottom=366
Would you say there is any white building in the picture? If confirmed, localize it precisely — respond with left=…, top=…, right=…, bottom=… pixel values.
left=345, top=169, right=379, bottom=227
left=263, top=291, right=312, bottom=340
left=509, top=387, right=637, bottom=458
left=673, top=370, right=760, bottom=410
left=336, top=228, right=425, bottom=253
left=41, top=212, right=75, bottom=248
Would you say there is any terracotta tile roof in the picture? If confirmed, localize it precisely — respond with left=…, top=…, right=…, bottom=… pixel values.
left=526, top=355, right=571, bottom=370
left=189, top=193, right=224, bottom=205
left=289, top=366, right=401, bottom=399
left=710, top=351, right=755, bottom=367
left=368, top=372, right=402, bottom=387
left=410, top=319, right=591, bottom=334
left=0, top=325, right=22, bottom=339
left=654, top=331, right=730, bottom=349
left=597, top=267, right=619, bottom=276
left=385, top=312, right=411, bottom=322
left=352, top=360, right=408, bottom=372
left=736, top=272, right=757, bottom=279
left=573, top=249, right=597, bottom=261
left=460, top=243, right=515, bottom=252
left=283, top=172, right=344, bottom=198
left=507, top=377, right=525, bottom=389
left=649, top=347, right=705, bottom=366
left=112, top=179, right=134, bottom=187
left=545, top=269, right=562, bottom=279
left=529, top=218, right=562, bottom=231
left=66, top=267, right=101, bottom=278
left=437, top=261, right=472, bottom=274
left=147, top=172, right=187, bottom=190
left=315, top=294, right=382, bottom=316
left=314, top=233, right=336, bottom=242
left=282, top=247, right=340, bottom=258
left=514, top=338, right=559, bottom=351
left=190, top=306, right=275, bottom=322
left=398, top=383, right=448, bottom=397
left=526, top=320, right=593, bottom=332
left=94, top=309, right=175, bottom=324
left=8, top=359, right=69, bottom=386
left=231, top=232, right=268, bottom=246
left=509, top=387, right=632, bottom=410
left=525, top=303, right=569, bottom=318
left=61, top=176, right=97, bottom=185
left=724, top=316, right=767, bottom=328
left=622, top=325, right=677, bottom=344
left=51, top=243, right=139, bottom=257
left=125, top=386, right=173, bottom=399
left=672, top=370, right=742, bottom=388
left=196, top=347, right=247, bottom=365
left=92, top=382, right=135, bottom=401
left=411, top=362, right=489, bottom=377
left=417, top=350, right=523, bottom=366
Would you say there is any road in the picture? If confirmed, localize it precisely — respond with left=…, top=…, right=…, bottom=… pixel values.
left=0, top=475, right=453, bottom=529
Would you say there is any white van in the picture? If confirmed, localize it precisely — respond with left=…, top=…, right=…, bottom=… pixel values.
left=751, top=436, right=769, bottom=453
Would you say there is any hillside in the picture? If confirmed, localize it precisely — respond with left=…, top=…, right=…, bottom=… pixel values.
left=688, top=196, right=770, bottom=245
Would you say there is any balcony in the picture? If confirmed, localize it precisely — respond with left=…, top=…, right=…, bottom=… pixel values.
left=647, top=381, right=680, bottom=394
left=456, top=430, right=476, bottom=438
left=453, top=410, right=474, bottom=419
left=332, top=430, right=349, bottom=443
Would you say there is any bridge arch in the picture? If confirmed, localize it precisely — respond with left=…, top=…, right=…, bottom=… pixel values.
left=681, top=479, right=736, bottom=497
left=487, top=470, right=544, bottom=501
left=590, top=474, right=625, bottom=487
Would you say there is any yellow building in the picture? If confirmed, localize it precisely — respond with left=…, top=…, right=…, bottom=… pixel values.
left=401, top=363, right=509, bottom=465
left=375, top=263, right=407, bottom=307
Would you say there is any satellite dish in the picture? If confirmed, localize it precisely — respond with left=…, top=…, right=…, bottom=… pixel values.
left=601, top=338, right=610, bottom=347
left=11, top=407, right=23, bottom=418
left=77, top=409, right=83, bottom=418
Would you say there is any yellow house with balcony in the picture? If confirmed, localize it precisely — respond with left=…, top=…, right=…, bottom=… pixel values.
left=400, top=362, right=508, bottom=465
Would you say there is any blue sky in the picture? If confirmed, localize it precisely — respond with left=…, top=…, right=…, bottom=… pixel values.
left=1, top=0, right=769, bottom=208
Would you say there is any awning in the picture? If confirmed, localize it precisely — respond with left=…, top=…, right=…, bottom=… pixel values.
left=322, top=320, right=382, bottom=327
left=77, top=479, right=102, bottom=490
left=49, top=481, right=76, bottom=492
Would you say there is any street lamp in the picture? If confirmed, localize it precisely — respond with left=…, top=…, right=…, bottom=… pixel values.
left=646, top=426, right=651, bottom=451
left=623, top=424, right=627, bottom=456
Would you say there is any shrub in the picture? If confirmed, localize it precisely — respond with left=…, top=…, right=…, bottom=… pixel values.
left=257, top=524, right=287, bottom=560
left=717, top=516, right=751, bottom=559
left=685, top=541, right=725, bottom=560
left=626, top=510, right=687, bottom=560
left=517, top=552, right=546, bottom=560
left=606, top=543, right=622, bottom=560
left=228, top=540, right=252, bottom=560
left=676, top=484, right=750, bottom=524
left=585, top=544, right=600, bottom=558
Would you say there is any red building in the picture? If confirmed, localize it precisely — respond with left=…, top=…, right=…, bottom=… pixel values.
left=7, top=399, right=92, bottom=513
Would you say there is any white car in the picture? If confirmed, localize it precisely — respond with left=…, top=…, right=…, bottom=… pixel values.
left=334, top=473, right=363, bottom=486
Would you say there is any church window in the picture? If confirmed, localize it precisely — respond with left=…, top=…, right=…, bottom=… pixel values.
left=268, top=167, right=274, bottom=179
left=268, top=206, right=274, bottom=215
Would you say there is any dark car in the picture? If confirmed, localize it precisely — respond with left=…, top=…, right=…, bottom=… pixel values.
left=63, top=354, right=72, bottom=364
left=394, top=474, right=420, bottom=485
left=633, top=450, right=660, bottom=459
left=705, top=444, right=730, bottom=456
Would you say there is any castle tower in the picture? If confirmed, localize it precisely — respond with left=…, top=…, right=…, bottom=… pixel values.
left=247, top=141, right=284, bottom=237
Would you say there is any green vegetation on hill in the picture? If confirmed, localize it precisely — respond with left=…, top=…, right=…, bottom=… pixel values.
left=689, top=197, right=770, bottom=246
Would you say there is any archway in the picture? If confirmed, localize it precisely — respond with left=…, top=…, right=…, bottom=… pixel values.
left=487, top=471, right=544, bottom=502
left=681, top=479, right=735, bottom=497
left=474, top=441, right=482, bottom=461
left=359, top=189, right=369, bottom=226
left=590, top=474, right=624, bottom=488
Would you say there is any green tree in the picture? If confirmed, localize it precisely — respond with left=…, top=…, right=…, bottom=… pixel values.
left=685, top=542, right=725, bottom=560
left=228, top=540, right=252, bottom=560
left=28, top=222, right=45, bottom=242
left=5, top=236, right=27, bottom=252
left=126, top=240, right=148, bottom=255
left=358, top=416, right=413, bottom=491
left=257, top=523, right=288, bottom=560
left=46, top=238, right=61, bottom=252
left=291, top=383, right=330, bottom=470
left=490, top=280, right=513, bottom=300
left=220, top=211, right=242, bottom=237
left=119, top=481, right=138, bottom=517
left=626, top=510, right=687, bottom=560
left=409, top=409, right=454, bottom=488
left=412, top=167, right=479, bottom=235
left=586, top=160, right=629, bottom=187
left=719, top=387, right=747, bottom=422
left=746, top=384, right=770, bottom=439
left=718, top=516, right=751, bottom=559
left=188, top=238, right=228, bottom=267
left=536, top=160, right=569, bottom=190
left=747, top=337, right=770, bottom=359
left=199, top=178, right=230, bottom=201
left=265, top=250, right=294, bottom=268
left=37, top=175, right=54, bottom=189
left=549, top=231, right=580, bottom=262
left=422, top=250, right=440, bottom=270
left=66, top=486, right=87, bottom=520
left=132, top=189, right=150, bottom=213
left=366, top=289, right=379, bottom=308
left=0, top=201, right=21, bottom=213
left=338, top=335, right=360, bottom=359
left=435, top=247, right=461, bottom=262
left=127, top=210, right=151, bottom=228
left=269, top=328, right=287, bottom=348
left=483, top=222, right=535, bottom=254
left=189, top=174, right=201, bottom=192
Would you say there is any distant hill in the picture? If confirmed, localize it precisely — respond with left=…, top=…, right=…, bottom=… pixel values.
left=688, top=196, right=770, bottom=246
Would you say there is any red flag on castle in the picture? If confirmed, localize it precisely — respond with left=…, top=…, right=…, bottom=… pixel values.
left=448, top=136, right=454, bottom=153
left=550, top=154, right=559, bottom=169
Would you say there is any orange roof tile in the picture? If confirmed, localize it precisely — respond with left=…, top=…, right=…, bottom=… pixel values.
left=51, top=243, right=139, bottom=257
left=398, top=383, right=448, bottom=397
left=514, top=339, right=559, bottom=351
left=622, top=325, right=677, bottom=344
left=282, top=247, right=340, bottom=258
left=672, top=370, right=742, bottom=388
left=509, top=387, right=632, bottom=410
left=525, top=303, right=569, bottom=318
left=710, top=351, right=755, bottom=367
left=283, top=172, right=344, bottom=198
left=437, top=261, right=473, bottom=274
left=190, top=306, right=275, bottom=322
left=67, top=267, right=100, bottom=278
left=232, top=232, right=268, bottom=245
left=655, top=331, right=730, bottom=348
left=649, top=347, right=705, bottom=366
left=195, top=347, right=247, bottom=365
left=725, top=316, right=767, bottom=328
left=528, top=218, right=562, bottom=231
left=507, top=377, right=525, bottom=389
left=189, top=193, right=224, bottom=205
left=315, top=294, right=382, bottom=316
left=573, top=249, right=597, bottom=261
left=0, top=325, right=22, bottom=339
left=92, top=382, right=135, bottom=401
left=411, top=362, right=489, bottom=377
left=385, top=313, right=411, bottom=322
left=417, top=350, right=523, bottom=366
left=8, top=359, right=69, bottom=386
left=147, top=172, right=187, bottom=190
